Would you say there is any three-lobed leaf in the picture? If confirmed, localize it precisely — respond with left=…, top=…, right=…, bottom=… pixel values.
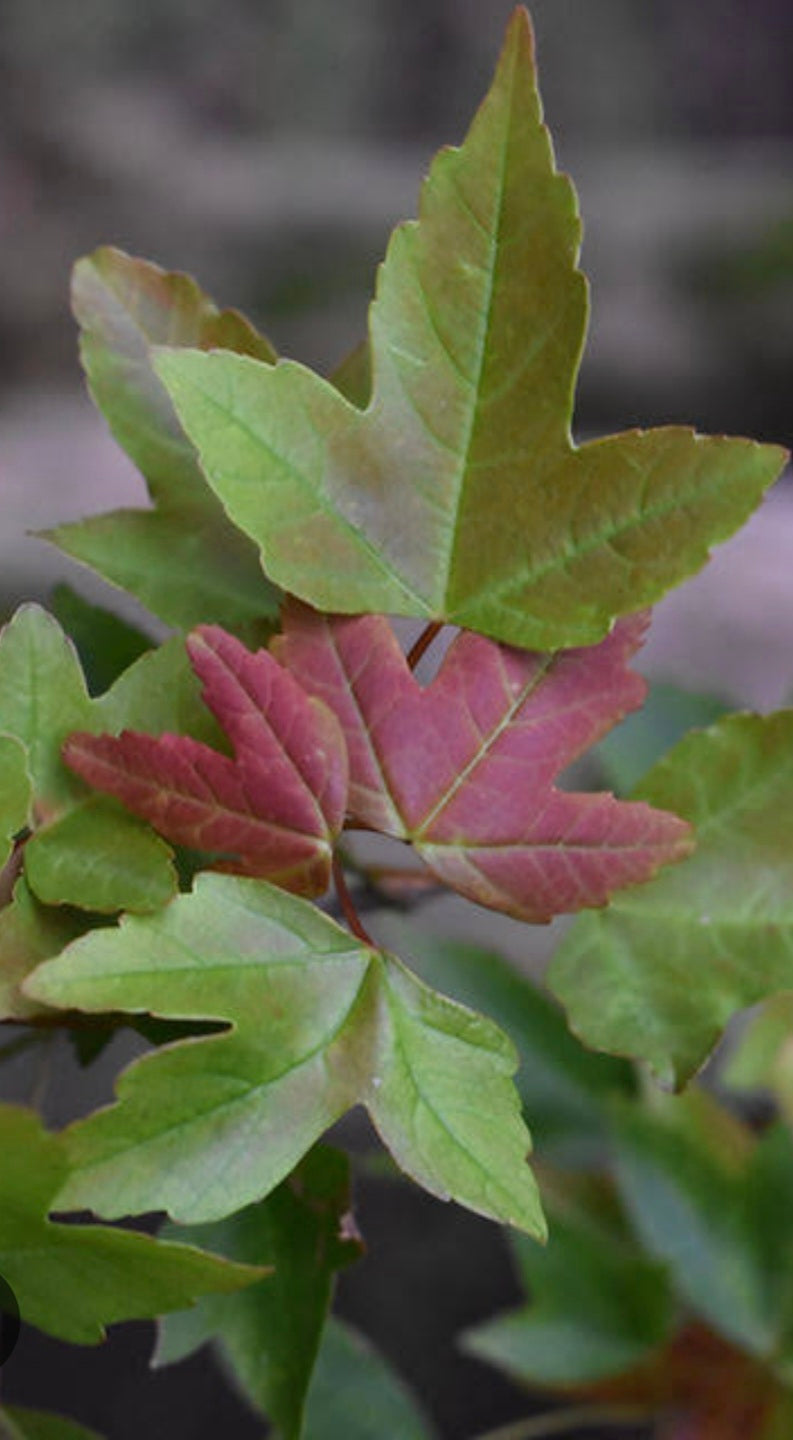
left=550, top=710, right=793, bottom=1084
left=64, top=625, right=348, bottom=897
left=25, top=873, right=544, bottom=1236
left=275, top=603, right=692, bottom=922
left=44, top=247, right=280, bottom=635
left=0, top=1103, right=265, bottom=1346
left=155, top=1147, right=362, bottom=1440
left=153, top=9, right=786, bottom=650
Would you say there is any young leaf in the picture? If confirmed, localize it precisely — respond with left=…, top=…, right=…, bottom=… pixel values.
left=25, top=874, right=544, bottom=1237
left=64, top=626, right=349, bottom=898
left=0, top=1103, right=265, bottom=1346
left=153, top=10, right=785, bottom=650
left=43, top=247, right=280, bottom=635
left=23, top=798, right=176, bottom=914
left=155, top=1147, right=363, bottom=1440
left=463, top=1174, right=674, bottom=1385
left=302, top=1318, right=434, bottom=1440
left=275, top=604, right=692, bottom=922
left=0, top=1408, right=102, bottom=1440
left=550, top=711, right=793, bottom=1084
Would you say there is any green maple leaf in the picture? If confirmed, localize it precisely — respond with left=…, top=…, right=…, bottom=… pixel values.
left=0, top=605, right=223, bottom=927
left=153, top=9, right=785, bottom=650
left=43, top=247, right=280, bottom=636
left=0, top=1103, right=265, bottom=1346
left=155, top=1147, right=363, bottom=1440
left=550, top=710, right=793, bottom=1085
left=25, top=873, right=544, bottom=1237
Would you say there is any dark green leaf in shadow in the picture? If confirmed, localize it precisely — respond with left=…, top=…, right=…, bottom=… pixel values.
left=302, top=1317, right=433, bottom=1440
left=155, top=1147, right=362, bottom=1440
left=463, top=1171, right=674, bottom=1386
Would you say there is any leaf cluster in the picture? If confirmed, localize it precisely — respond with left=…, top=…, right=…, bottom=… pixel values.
left=2, top=8, right=793, bottom=1439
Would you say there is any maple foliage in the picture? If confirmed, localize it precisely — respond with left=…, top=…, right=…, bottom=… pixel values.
left=276, top=603, right=693, bottom=920
left=3, top=8, right=793, bottom=1438
left=44, top=247, right=280, bottom=636
left=0, top=1103, right=264, bottom=1345
left=62, top=605, right=691, bottom=924
left=153, top=10, right=785, bottom=651
left=25, top=874, right=544, bottom=1236
left=64, top=625, right=348, bottom=897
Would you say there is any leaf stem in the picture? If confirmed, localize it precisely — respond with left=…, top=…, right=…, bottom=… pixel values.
left=471, top=1404, right=653, bottom=1440
left=332, top=855, right=376, bottom=946
left=406, top=620, right=443, bottom=671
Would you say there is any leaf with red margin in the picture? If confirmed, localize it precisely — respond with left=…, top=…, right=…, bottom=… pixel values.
left=274, top=604, right=692, bottom=922
left=63, top=627, right=348, bottom=898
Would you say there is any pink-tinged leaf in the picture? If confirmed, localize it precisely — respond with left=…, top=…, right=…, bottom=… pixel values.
left=275, top=604, right=692, bottom=922
left=63, top=627, right=348, bottom=897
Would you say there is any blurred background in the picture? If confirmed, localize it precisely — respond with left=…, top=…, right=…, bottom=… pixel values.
left=2, top=3, right=793, bottom=1437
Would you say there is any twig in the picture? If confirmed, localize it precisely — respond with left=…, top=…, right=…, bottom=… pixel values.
left=406, top=621, right=443, bottom=671
left=332, top=855, right=376, bottom=946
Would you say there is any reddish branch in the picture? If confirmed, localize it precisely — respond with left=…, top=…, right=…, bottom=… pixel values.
left=332, top=855, right=375, bottom=946
left=406, top=620, right=443, bottom=671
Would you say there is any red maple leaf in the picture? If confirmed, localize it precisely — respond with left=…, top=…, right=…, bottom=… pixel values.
left=273, top=603, right=693, bottom=922
left=63, top=626, right=347, bottom=897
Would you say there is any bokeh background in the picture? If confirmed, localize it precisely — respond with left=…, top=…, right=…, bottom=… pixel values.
left=1, top=3, right=793, bottom=1437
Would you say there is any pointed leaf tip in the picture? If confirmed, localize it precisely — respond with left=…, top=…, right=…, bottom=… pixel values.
left=63, top=625, right=348, bottom=896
